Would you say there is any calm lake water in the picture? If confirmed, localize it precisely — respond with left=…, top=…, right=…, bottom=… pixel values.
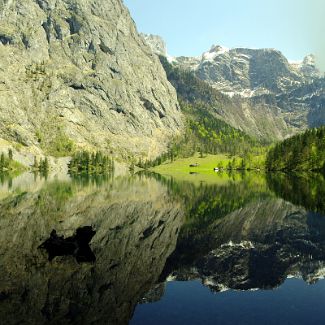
left=0, top=171, right=325, bottom=324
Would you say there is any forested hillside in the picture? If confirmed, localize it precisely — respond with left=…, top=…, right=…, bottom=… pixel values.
left=266, top=126, right=325, bottom=172
left=159, top=56, right=264, bottom=157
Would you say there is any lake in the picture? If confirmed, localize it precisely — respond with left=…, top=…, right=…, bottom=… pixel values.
left=0, top=171, right=325, bottom=324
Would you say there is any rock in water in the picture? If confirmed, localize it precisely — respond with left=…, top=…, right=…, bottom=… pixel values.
left=0, top=0, right=183, bottom=158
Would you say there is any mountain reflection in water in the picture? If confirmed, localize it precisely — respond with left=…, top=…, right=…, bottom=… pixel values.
left=0, top=171, right=324, bottom=324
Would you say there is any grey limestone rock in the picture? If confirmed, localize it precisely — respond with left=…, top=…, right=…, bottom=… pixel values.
left=0, top=0, right=184, bottom=159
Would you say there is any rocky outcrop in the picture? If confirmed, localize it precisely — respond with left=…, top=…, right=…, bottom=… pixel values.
left=0, top=176, right=183, bottom=324
left=294, top=54, right=321, bottom=79
left=0, top=0, right=183, bottom=159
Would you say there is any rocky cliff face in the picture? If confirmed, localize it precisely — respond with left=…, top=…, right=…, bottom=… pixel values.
left=0, top=0, right=183, bottom=159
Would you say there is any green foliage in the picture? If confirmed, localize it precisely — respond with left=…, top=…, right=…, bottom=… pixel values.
left=36, top=123, right=75, bottom=157
left=33, top=156, right=39, bottom=170
left=266, top=126, right=325, bottom=172
left=35, top=181, right=75, bottom=214
left=68, top=150, right=114, bottom=175
left=69, top=174, right=111, bottom=187
left=0, top=172, right=14, bottom=188
left=26, top=62, right=47, bottom=78
left=45, top=133, right=75, bottom=157
left=137, top=112, right=266, bottom=170
left=0, top=152, right=8, bottom=171
left=136, top=144, right=182, bottom=169
left=182, top=100, right=262, bottom=156
left=8, top=149, right=13, bottom=160
left=147, top=171, right=271, bottom=236
left=39, top=157, right=49, bottom=174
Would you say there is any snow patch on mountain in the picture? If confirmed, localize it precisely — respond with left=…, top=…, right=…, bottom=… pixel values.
left=202, top=45, right=229, bottom=62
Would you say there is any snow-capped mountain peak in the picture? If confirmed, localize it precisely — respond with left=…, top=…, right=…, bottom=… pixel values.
left=201, top=45, right=230, bottom=61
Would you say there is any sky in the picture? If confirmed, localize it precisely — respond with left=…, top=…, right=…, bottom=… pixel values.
left=124, top=0, right=325, bottom=69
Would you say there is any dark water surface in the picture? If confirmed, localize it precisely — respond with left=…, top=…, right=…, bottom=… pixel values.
left=0, top=171, right=325, bottom=324
left=132, top=279, right=325, bottom=325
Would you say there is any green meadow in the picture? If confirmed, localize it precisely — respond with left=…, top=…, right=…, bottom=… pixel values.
left=151, top=152, right=266, bottom=184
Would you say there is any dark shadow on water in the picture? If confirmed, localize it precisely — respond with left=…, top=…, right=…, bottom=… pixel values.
left=39, top=226, right=96, bottom=263
left=0, top=292, right=9, bottom=301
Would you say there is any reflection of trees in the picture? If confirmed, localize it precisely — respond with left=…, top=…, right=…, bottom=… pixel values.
left=267, top=172, right=325, bottom=214
left=0, top=173, right=13, bottom=188
left=69, top=173, right=112, bottom=187
left=146, top=171, right=272, bottom=235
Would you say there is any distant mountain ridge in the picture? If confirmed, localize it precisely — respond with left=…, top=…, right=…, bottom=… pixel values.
left=173, top=46, right=320, bottom=96
left=143, top=34, right=325, bottom=140
left=143, top=34, right=321, bottom=96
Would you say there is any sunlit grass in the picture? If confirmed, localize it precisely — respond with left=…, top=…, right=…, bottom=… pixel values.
left=152, top=153, right=265, bottom=172
left=151, top=153, right=266, bottom=185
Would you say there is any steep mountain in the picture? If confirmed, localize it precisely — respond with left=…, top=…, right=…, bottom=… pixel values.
left=143, top=34, right=324, bottom=140
left=160, top=55, right=293, bottom=141
left=0, top=0, right=183, bottom=160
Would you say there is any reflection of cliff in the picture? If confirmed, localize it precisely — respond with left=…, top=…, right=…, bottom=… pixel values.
left=0, top=176, right=183, bottom=324
left=0, top=172, right=71, bottom=200
left=161, top=197, right=325, bottom=292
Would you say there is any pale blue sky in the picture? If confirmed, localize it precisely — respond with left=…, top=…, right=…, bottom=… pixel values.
left=124, top=0, right=324, bottom=63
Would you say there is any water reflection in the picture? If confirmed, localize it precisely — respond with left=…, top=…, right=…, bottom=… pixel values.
left=0, top=171, right=324, bottom=324
left=267, top=172, right=325, bottom=214
left=0, top=172, right=13, bottom=189
left=0, top=173, right=183, bottom=324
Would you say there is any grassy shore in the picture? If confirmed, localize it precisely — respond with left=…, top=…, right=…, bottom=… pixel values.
left=150, top=153, right=266, bottom=184
left=152, top=153, right=265, bottom=173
